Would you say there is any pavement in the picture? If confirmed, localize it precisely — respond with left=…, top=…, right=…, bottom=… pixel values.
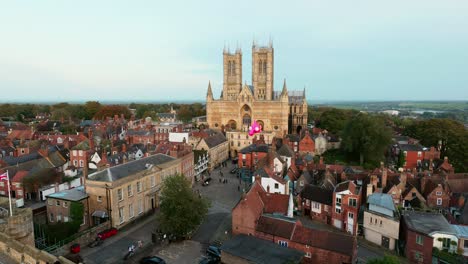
left=0, top=254, right=15, bottom=264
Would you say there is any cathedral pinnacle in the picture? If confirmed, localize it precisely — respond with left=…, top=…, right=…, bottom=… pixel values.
left=281, top=79, right=288, bottom=96
left=207, top=81, right=213, bottom=98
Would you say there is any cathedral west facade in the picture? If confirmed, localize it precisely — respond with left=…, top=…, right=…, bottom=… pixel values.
left=206, top=42, right=308, bottom=138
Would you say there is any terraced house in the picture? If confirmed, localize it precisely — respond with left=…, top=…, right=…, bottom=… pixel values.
left=85, top=153, right=192, bottom=228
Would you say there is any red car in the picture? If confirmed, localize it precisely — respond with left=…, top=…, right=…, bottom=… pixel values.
left=70, top=243, right=80, bottom=254
left=97, top=228, right=118, bottom=240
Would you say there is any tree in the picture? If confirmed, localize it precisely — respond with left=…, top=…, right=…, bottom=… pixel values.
left=84, top=101, right=102, bottom=119
left=397, top=150, right=406, bottom=168
left=367, top=255, right=400, bottom=264
left=404, top=118, right=468, bottom=172
left=318, top=108, right=357, bottom=134
left=341, top=113, right=392, bottom=166
left=93, top=105, right=131, bottom=120
left=157, top=174, right=210, bottom=239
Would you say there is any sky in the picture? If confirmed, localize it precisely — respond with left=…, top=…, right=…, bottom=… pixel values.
left=0, top=0, right=467, bottom=103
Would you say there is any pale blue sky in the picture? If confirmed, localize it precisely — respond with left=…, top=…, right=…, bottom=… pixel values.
left=0, top=0, right=467, bottom=102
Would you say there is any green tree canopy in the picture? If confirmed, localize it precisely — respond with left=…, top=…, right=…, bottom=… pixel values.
left=404, top=118, right=468, bottom=172
left=341, top=113, right=392, bottom=167
left=367, top=255, right=400, bottom=264
left=84, top=101, right=102, bottom=119
left=157, top=174, right=209, bottom=239
left=317, top=108, right=358, bottom=134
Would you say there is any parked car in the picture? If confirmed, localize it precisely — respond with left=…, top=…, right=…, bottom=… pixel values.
left=70, top=243, right=80, bottom=254
left=202, top=177, right=212, bottom=186
left=97, top=228, right=118, bottom=240
left=140, top=256, right=166, bottom=264
left=199, top=256, right=218, bottom=264
left=206, top=246, right=221, bottom=260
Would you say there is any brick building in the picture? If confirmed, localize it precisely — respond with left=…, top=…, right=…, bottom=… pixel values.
left=299, top=184, right=333, bottom=224
left=401, top=211, right=458, bottom=264
left=232, top=182, right=357, bottom=263
left=45, top=186, right=89, bottom=231
left=332, top=181, right=362, bottom=235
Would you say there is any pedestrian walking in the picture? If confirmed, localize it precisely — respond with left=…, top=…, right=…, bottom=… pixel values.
left=219, top=178, right=222, bottom=183
left=238, top=185, right=240, bottom=191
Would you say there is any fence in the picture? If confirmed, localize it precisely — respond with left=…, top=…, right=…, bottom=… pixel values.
left=42, top=221, right=110, bottom=256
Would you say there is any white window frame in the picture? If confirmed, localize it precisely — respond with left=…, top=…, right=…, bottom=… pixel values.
left=63, top=201, right=68, bottom=208
left=49, top=213, right=54, bottom=222
left=348, top=212, right=354, bottom=219
left=138, top=199, right=143, bottom=214
left=64, top=216, right=69, bottom=222
left=278, top=240, right=288, bottom=247
left=349, top=198, right=357, bottom=207
left=119, top=207, right=125, bottom=224
left=56, top=200, right=60, bottom=206
left=137, top=181, right=142, bottom=193
left=129, top=203, right=134, bottom=219
left=416, top=235, right=424, bottom=245
left=151, top=176, right=155, bottom=187
left=436, top=191, right=442, bottom=196
left=437, top=198, right=443, bottom=206
left=127, top=185, right=133, bottom=197
left=335, top=208, right=341, bottom=214
left=118, top=188, right=123, bottom=201
left=305, top=252, right=311, bottom=258
left=97, top=196, right=102, bottom=202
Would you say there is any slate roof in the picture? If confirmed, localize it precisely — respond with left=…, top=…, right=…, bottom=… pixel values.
left=452, top=224, right=468, bottom=239
left=367, top=193, right=396, bottom=212
left=276, top=144, right=294, bottom=157
left=220, top=234, right=303, bottom=264
left=240, top=144, right=269, bottom=154
left=301, top=184, right=333, bottom=206
left=403, top=211, right=455, bottom=236
left=399, top=143, right=424, bottom=152
left=88, top=154, right=175, bottom=182
left=46, top=186, right=88, bottom=201
left=203, top=133, right=227, bottom=149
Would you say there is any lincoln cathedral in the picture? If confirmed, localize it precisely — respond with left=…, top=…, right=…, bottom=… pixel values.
left=206, top=41, right=308, bottom=137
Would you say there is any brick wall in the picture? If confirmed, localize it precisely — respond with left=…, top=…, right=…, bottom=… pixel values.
left=405, top=229, right=433, bottom=264
left=426, top=185, right=450, bottom=209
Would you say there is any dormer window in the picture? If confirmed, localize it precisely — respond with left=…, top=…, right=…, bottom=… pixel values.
left=436, top=191, right=442, bottom=196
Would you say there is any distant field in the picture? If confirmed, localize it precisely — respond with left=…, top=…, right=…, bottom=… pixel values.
left=311, top=101, right=468, bottom=112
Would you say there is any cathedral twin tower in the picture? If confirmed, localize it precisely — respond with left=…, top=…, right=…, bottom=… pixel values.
left=206, top=41, right=307, bottom=137
left=222, top=42, right=274, bottom=101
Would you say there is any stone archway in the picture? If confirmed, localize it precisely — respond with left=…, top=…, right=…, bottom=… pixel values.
left=228, top=120, right=237, bottom=130
left=241, top=104, right=252, bottom=128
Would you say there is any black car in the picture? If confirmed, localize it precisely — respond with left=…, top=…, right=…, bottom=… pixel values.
left=206, top=246, right=221, bottom=260
left=140, top=256, right=166, bottom=264
left=199, top=256, right=218, bottom=264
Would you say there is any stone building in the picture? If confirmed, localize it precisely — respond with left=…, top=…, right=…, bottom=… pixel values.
left=0, top=197, right=35, bottom=247
left=85, top=153, right=190, bottom=228
left=206, top=42, right=307, bottom=139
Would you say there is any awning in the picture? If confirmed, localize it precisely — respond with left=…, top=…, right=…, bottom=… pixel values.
left=92, top=210, right=108, bottom=218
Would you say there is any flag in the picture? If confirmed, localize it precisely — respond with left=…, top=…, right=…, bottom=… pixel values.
left=0, top=172, right=7, bottom=181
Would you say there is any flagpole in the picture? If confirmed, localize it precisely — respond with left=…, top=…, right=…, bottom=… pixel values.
left=7, top=170, right=12, bottom=217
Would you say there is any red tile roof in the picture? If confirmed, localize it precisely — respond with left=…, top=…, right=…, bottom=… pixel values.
left=256, top=215, right=296, bottom=239
left=12, top=171, right=28, bottom=182
left=291, top=225, right=355, bottom=256
left=260, top=192, right=289, bottom=214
